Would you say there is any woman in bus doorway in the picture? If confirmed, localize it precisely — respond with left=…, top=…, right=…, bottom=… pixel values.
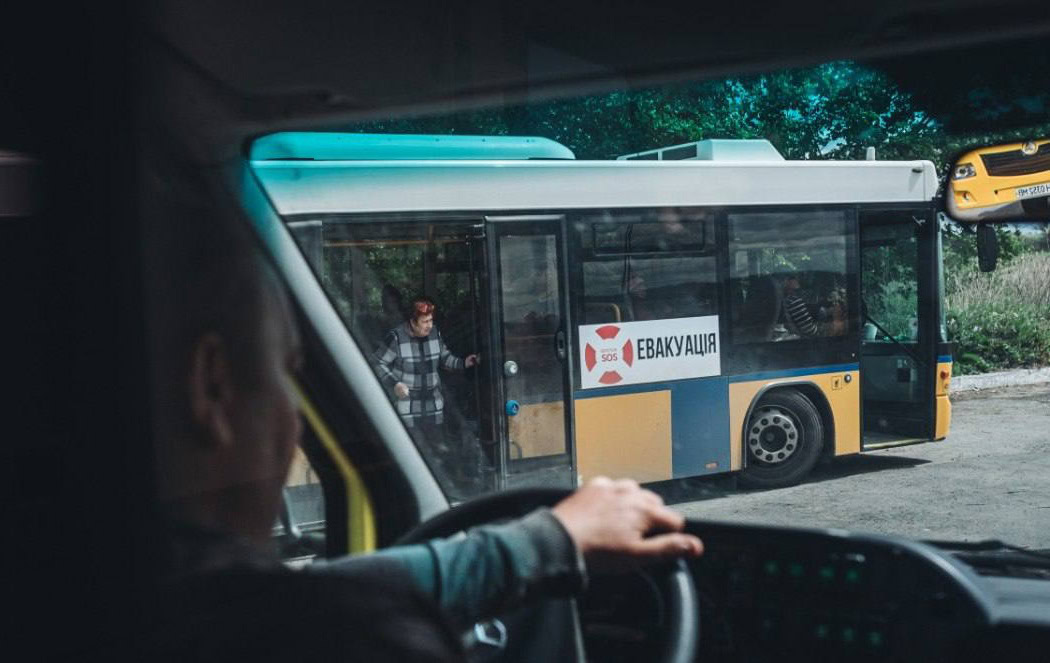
left=374, top=296, right=479, bottom=477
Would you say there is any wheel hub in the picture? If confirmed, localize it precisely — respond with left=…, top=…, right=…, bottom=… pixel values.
left=747, top=405, right=800, bottom=465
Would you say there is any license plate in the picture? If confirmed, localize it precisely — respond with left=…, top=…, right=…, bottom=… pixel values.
left=1015, top=182, right=1050, bottom=200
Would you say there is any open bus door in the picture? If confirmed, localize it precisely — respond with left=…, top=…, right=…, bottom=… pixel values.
left=859, top=209, right=939, bottom=447
left=485, top=216, right=576, bottom=489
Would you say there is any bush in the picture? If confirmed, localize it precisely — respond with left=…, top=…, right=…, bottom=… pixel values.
left=946, top=252, right=1050, bottom=375
left=867, top=279, right=918, bottom=340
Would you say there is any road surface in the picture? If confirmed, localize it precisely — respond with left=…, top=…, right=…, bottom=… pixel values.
left=671, top=384, right=1050, bottom=550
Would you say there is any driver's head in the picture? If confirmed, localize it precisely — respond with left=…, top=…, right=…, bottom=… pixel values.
left=149, top=197, right=302, bottom=542
left=143, top=195, right=466, bottom=662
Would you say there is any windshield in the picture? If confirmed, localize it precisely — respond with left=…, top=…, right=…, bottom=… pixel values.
left=258, top=47, right=1050, bottom=551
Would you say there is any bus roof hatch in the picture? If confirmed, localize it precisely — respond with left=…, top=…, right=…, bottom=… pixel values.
left=618, top=139, right=784, bottom=162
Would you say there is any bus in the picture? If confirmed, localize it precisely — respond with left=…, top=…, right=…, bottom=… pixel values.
left=948, top=138, right=1050, bottom=222
left=253, top=132, right=953, bottom=496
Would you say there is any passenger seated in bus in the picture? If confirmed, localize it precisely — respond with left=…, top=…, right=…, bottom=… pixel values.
left=818, top=285, right=848, bottom=336
left=781, top=275, right=819, bottom=336
left=780, top=275, right=847, bottom=338
left=626, top=273, right=671, bottom=320
left=146, top=201, right=703, bottom=659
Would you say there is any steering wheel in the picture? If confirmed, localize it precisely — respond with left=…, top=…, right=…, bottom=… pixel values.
left=395, top=487, right=699, bottom=663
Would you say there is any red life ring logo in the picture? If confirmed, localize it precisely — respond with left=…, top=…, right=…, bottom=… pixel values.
left=583, top=325, right=634, bottom=385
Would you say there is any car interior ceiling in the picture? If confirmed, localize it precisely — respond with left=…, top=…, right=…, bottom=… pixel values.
left=4, top=1, right=1050, bottom=659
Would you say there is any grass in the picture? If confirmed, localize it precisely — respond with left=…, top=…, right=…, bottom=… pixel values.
left=946, top=252, right=1050, bottom=375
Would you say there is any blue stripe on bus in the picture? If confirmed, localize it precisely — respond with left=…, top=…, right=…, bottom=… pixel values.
left=573, top=379, right=707, bottom=400
left=726, top=363, right=860, bottom=384
left=670, top=378, right=730, bottom=478
left=938, top=354, right=952, bottom=363
left=574, top=363, right=860, bottom=400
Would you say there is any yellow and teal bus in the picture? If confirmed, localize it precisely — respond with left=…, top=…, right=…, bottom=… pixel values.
left=253, top=133, right=953, bottom=495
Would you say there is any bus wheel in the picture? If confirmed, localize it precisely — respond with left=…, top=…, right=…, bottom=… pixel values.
left=739, top=389, right=824, bottom=489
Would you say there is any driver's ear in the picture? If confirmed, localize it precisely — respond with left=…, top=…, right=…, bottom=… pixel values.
left=187, top=332, right=237, bottom=449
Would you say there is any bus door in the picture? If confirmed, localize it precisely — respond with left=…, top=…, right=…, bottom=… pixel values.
left=859, top=209, right=938, bottom=447
left=486, top=216, right=575, bottom=489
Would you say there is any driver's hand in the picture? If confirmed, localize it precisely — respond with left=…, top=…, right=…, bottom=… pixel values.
left=551, top=477, right=703, bottom=573
left=394, top=382, right=410, bottom=399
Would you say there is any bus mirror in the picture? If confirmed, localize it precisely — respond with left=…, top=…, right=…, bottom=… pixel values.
left=976, top=224, right=998, bottom=272
left=946, top=139, right=1050, bottom=223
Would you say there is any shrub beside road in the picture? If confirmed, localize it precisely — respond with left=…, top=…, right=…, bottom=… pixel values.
left=947, top=250, right=1050, bottom=376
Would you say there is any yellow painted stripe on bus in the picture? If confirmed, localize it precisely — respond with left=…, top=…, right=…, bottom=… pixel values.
left=727, top=385, right=752, bottom=471
left=729, top=371, right=861, bottom=466
left=935, top=362, right=953, bottom=439
left=574, top=391, right=672, bottom=484
left=291, top=379, right=377, bottom=553
left=936, top=361, right=952, bottom=397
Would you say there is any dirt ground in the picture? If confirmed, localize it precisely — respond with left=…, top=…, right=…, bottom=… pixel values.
left=671, top=384, right=1050, bottom=551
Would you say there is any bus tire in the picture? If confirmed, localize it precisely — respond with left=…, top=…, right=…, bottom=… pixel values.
left=739, top=389, right=824, bottom=489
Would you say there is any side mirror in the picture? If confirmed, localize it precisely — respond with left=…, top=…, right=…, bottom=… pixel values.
left=976, top=224, right=999, bottom=272
left=947, top=138, right=1050, bottom=223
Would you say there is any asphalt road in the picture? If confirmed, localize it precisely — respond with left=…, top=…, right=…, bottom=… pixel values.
left=669, top=384, right=1050, bottom=551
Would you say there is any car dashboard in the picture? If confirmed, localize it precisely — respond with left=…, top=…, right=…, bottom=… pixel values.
left=678, top=520, right=1050, bottom=661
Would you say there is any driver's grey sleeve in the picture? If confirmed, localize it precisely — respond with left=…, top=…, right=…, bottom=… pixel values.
left=307, top=508, right=587, bottom=629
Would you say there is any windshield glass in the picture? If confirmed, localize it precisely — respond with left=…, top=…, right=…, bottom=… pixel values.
left=259, top=50, right=1050, bottom=550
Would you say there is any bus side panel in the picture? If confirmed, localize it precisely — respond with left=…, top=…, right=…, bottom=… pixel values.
left=729, top=370, right=861, bottom=465
left=509, top=402, right=567, bottom=458
left=670, top=378, right=731, bottom=478
left=574, top=391, right=672, bottom=483
left=935, top=359, right=952, bottom=440
left=816, top=371, right=861, bottom=456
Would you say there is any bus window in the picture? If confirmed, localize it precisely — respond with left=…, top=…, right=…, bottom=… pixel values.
left=288, top=217, right=491, bottom=498
left=861, top=223, right=919, bottom=341
left=727, top=210, right=853, bottom=344
left=290, top=219, right=482, bottom=358
left=574, top=209, right=718, bottom=324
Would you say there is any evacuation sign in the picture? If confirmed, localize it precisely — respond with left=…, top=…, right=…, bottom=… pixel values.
left=578, top=316, right=721, bottom=389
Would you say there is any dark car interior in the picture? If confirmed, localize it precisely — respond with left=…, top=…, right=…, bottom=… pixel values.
left=4, top=2, right=1050, bottom=660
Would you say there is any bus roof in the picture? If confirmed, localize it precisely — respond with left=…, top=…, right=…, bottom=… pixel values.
left=253, top=158, right=939, bottom=216
left=617, top=139, right=785, bottom=161
left=250, top=132, right=576, bottom=161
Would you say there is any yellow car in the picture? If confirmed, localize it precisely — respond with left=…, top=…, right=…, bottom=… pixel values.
left=948, top=138, right=1050, bottom=221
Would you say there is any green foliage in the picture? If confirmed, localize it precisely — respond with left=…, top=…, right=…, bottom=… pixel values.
left=946, top=253, right=1050, bottom=375
left=355, top=60, right=1050, bottom=172
left=942, top=224, right=1026, bottom=276
left=948, top=306, right=1050, bottom=375
left=868, top=280, right=918, bottom=340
